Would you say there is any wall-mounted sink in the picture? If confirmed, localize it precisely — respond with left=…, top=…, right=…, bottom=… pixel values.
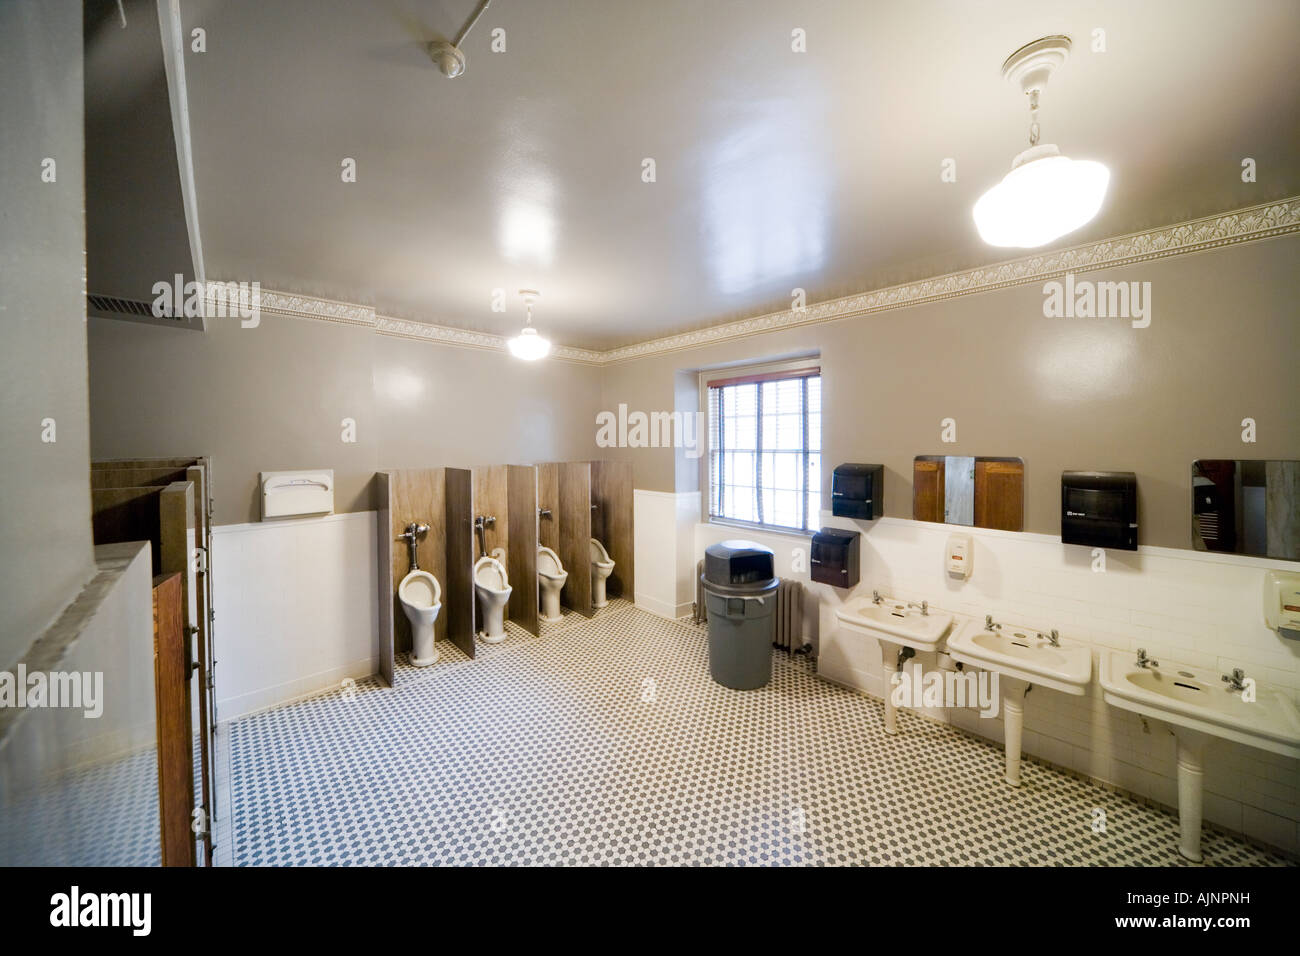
left=949, top=624, right=1092, bottom=695
left=948, top=620, right=1092, bottom=786
left=835, top=596, right=953, bottom=651
left=835, top=594, right=954, bottom=734
left=1100, top=649, right=1300, bottom=861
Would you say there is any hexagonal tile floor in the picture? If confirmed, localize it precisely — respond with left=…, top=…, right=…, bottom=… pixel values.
left=226, top=605, right=1291, bottom=866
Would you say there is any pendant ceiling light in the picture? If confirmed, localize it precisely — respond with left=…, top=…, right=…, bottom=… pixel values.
left=973, top=36, right=1109, bottom=248
left=507, top=289, right=551, bottom=361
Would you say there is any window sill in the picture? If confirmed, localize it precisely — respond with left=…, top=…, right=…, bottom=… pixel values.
left=706, top=517, right=814, bottom=540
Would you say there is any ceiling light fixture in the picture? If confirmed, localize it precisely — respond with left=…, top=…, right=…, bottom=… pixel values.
left=973, top=36, right=1109, bottom=248
left=507, top=289, right=551, bottom=361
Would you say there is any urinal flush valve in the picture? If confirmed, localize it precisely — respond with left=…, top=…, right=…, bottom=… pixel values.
left=398, top=522, right=430, bottom=570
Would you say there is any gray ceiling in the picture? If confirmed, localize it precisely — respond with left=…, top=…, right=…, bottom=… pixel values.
left=173, top=0, right=1300, bottom=349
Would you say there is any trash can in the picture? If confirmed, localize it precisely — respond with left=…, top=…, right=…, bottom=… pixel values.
left=700, top=540, right=780, bottom=689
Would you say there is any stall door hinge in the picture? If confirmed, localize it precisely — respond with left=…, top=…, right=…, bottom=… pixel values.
left=192, top=546, right=208, bottom=574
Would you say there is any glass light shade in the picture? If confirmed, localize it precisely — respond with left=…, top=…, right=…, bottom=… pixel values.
left=507, top=325, right=551, bottom=360
left=973, top=146, right=1109, bottom=248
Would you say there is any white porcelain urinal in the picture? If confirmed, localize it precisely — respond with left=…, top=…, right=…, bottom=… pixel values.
left=590, top=537, right=615, bottom=609
left=537, top=545, right=568, bottom=622
left=398, top=569, right=442, bottom=666
left=474, top=555, right=512, bottom=643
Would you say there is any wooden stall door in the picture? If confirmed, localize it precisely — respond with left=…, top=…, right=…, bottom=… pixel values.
left=152, top=573, right=195, bottom=867
left=913, top=459, right=944, bottom=523
left=506, top=465, right=539, bottom=635
left=974, top=459, right=1025, bottom=532
left=558, top=462, right=593, bottom=617
left=445, top=468, right=476, bottom=658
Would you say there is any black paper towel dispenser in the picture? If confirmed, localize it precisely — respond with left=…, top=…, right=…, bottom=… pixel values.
left=811, top=528, right=860, bottom=588
left=832, top=463, right=884, bottom=519
left=1061, top=471, right=1138, bottom=551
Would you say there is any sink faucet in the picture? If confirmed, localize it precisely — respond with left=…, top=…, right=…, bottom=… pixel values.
left=1038, top=628, right=1060, bottom=647
left=1221, top=668, right=1248, bottom=691
left=984, top=614, right=1001, bottom=631
left=907, top=600, right=928, bottom=616
left=1136, top=648, right=1158, bottom=669
left=872, top=590, right=883, bottom=605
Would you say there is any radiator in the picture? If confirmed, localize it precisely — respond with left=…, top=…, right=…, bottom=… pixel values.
left=772, top=578, right=804, bottom=653
left=693, top=559, right=805, bottom=655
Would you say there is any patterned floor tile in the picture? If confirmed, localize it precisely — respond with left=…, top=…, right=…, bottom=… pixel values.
left=226, top=606, right=1293, bottom=867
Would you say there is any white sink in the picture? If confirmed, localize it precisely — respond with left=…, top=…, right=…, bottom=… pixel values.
left=948, top=624, right=1092, bottom=696
left=835, top=597, right=953, bottom=652
left=835, top=595, right=954, bottom=735
left=1099, top=651, right=1300, bottom=759
left=947, top=621, right=1092, bottom=787
left=1100, top=649, right=1300, bottom=862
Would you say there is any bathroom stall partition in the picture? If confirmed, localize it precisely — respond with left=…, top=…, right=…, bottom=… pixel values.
left=376, top=467, right=476, bottom=683
left=590, top=459, right=635, bottom=603
left=557, top=461, right=594, bottom=617
left=90, top=455, right=216, bottom=866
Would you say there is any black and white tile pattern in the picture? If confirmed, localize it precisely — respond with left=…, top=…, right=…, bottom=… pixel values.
left=226, top=606, right=1291, bottom=866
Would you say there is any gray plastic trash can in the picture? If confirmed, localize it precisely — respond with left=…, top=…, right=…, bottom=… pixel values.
left=700, top=540, right=780, bottom=689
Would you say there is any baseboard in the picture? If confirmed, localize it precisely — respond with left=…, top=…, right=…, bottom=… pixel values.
left=217, top=656, right=376, bottom=721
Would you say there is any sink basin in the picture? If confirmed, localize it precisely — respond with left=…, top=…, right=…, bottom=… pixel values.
left=834, top=596, right=954, bottom=736
left=948, top=621, right=1093, bottom=787
left=948, top=624, right=1092, bottom=696
left=1100, top=649, right=1300, bottom=861
left=1099, top=651, right=1300, bottom=759
left=835, top=597, right=953, bottom=651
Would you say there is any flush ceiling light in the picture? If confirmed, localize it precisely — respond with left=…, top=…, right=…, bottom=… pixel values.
left=507, top=289, right=551, bottom=361
left=973, top=36, right=1109, bottom=248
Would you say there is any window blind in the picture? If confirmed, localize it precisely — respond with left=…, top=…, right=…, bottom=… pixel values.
left=707, top=369, right=821, bottom=531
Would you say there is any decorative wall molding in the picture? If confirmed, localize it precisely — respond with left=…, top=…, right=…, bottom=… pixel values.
left=207, top=196, right=1300, bottom=367
left=599, top=196, right=1300, bottom=365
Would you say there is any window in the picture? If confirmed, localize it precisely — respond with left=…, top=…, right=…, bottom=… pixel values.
left=705, top=365, right=821, bottom=532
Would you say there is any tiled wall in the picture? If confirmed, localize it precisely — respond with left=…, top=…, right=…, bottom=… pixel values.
left=678, top=515, right=1300, bottom=854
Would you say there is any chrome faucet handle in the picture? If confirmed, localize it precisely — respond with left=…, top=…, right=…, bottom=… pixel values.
left=984, top=614, right=1000, bottom=631
left=1038, top=628, right=1060, bottom=647
left=1136, top=648, right=1158, bottom=668
left=872, top=590, right=883, bottom=605
left=1221, top=668, right=1246, bottom=690
left=907, top=600, right=928, bottom=616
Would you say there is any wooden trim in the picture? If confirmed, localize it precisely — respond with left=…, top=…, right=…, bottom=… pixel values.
left=705, top=366, right=820, bottom=389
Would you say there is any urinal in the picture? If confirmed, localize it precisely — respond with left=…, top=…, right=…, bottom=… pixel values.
left=537, top=545, right=568, bottom=622
left=398, top=569, right=442, bottom=666
left=590, top=537, right=615, bottom=609
left=474, top=555, right=512, bottom=643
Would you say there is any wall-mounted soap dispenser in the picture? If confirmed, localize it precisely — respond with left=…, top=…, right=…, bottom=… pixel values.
left=1061, top=471, right=1137, bottom=551
left=811, top=528, right=860, bottom=588
left=831, top=463, right=884, bottom=519
left=1264, top=571, right=1300, bottom=639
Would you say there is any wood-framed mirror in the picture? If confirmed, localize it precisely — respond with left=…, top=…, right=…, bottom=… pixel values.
left=913, top=455, right=1024, bottom=532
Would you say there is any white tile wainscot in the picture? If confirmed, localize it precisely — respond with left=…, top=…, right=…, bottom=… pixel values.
left=701, top=514, right=1300, bottom=856
left=211, top=511, right=379, bottom=719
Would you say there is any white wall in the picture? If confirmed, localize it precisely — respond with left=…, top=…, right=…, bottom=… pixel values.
left=633, top=489, right=701, bottom=619
left=641, top=514, right=1300, bottom=854
left=211, top=511, right=378, bottom=719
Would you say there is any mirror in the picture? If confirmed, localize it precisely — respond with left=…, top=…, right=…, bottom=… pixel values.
left=914, top=456, right=1024, bottom=531
left=1192, top=460, right=1300, bottom=560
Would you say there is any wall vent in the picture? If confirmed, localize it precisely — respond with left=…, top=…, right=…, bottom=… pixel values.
left=87, top=293, right=169, bottom=319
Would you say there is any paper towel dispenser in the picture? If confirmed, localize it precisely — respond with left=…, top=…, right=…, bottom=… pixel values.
left=811, top=528, right=860, bottom=588
left=1061, top=471, right=1137, bottom=551
left=832, top=463, right=884, bottom=520
left=260, top=469, right=334, bottom=519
